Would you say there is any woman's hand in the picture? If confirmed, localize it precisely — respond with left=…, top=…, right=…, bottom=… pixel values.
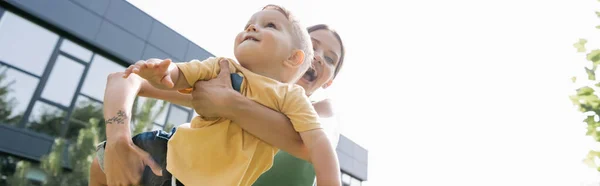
left=190, top=59, right=240, bottom=119
left=189, top=59, right=308, bottom=160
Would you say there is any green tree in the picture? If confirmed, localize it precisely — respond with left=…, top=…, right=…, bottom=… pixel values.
left=27, top=108, right=66, bottom=138
left=6, top=161, right=31, bottom=186
left=0, top=65, right=23, bottom=126
left=66, top=99, right=105, bottom=141
left=570, top=5, right=600, bottom=172
left=132, top=98, right=168, bottom=135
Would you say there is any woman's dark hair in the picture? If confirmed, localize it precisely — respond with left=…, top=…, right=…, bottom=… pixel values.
left=307, top=24, right=345, bottom=80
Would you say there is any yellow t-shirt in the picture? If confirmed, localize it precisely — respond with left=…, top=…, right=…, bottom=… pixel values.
left=167, top=57, right=322, bottom=186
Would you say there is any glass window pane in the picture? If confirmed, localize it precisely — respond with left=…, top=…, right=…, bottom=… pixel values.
left=131, top=97, right=169, bottom=135
left=81, top=55, right=125, bottom=101
left=164, top=122, right=175, bottom=132
left=66, top=95, right=104, bottom=141
left=26, top=101, right=66, bottom=138
left=26, top=166, right=46, bottom=183
left=0, top=65, right=39, bottom=126
left=350, top=177, right=361, bottom=186
left=166, top=106, right=189, bottom=127
left=342, top=173, right=351, bottom=184
left=41, top=55, right=84, bottom=107
left=0, top=11, right=58, bottom=76
left=152, top=124, right=163, bottom=131
left=136, top=97, right=169, bottom=125
left=191, top=109, right=199, bottom=118
left=60, top=39, right=92, bottom=62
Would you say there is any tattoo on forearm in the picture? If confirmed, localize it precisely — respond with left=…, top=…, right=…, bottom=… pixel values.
left=105, top=110, right=127, bottom=124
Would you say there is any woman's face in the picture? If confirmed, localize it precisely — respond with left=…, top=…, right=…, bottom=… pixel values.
left=296, top=29, right=342, bottom=96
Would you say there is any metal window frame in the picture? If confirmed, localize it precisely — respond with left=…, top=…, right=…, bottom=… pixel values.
left=0, top=6, right=5, bottom=22
left=0, top=60, right=41, bottom=79
left=60, top=53, right=95, bottom=136
left=165, top=104, right=192, bottom=127
left=79, top=93, right=103, bottom=104
left=163, top=104, right=173, bottom=127
left=18, top=37, right=64, bottom=129
left=59, top=51, right=91, bottom=66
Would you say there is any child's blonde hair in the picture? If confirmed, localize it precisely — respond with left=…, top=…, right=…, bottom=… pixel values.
left=262, top=4, right=314, bottom=82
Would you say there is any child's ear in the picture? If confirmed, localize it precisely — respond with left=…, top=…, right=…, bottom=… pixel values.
left=322, top=80, right=333, bottom=89
left=284, top=49, right=305, bottom=68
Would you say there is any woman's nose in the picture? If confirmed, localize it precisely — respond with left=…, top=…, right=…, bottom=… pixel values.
left=314, top=55, right=324, bottom=65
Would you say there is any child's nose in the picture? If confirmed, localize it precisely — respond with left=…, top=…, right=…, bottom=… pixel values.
left=245, top=24, right=257, bottom=32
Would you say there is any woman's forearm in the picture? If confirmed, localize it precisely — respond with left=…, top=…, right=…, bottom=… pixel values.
left=104, top=72, right=142, bottom=140
left=227, top=94, right=309, bottom=161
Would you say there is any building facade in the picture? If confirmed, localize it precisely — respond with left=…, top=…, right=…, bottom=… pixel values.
left=0, top=0, right=367, bottom=185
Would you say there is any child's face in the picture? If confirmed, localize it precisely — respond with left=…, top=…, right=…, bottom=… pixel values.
left=234, top=9, right=295, bottom=71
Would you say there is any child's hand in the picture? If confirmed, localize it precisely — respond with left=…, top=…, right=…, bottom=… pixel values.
left=124, top=59, right=175, bottom=88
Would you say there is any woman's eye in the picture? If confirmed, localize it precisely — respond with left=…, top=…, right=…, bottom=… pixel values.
left=266, top=23, right=277, bottom=29
left=325, top=56, right=335, bottom=64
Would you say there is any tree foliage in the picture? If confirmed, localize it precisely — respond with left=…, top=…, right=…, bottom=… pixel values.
left=570, top=5, right=600, bottom=172
left=0, top=66, right=23, bottom=126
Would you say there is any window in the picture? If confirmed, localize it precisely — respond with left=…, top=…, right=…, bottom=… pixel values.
left=136, top=97, right=169, bottom=125
left=25, top=167, right=46, bottom=185
left=59, top=39, right=92, bottom=62
left=191, top=109, right=199, bottom=118
left=25, top=101, right=66, bottom=137
left=66, top=95, right=104, bottom=141
left=342, top=173, right=351, bottom=186
left=152, top=124, right=164, bottom=131
left=166, top=106, right=190, bottom=127
left=0, top=11, right=58, bottom=76
left=131, top=97, right=170, bottom=134
left=0, top=65, right=39, bottom=126
left=80, top=55, right=125, bottom=101
left=41, top=55, right=84, bottom=107
left=350, top=177, right=362, bottom=186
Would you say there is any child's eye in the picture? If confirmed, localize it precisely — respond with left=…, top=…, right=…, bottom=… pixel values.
left=266, top=23, right=277, bottom=29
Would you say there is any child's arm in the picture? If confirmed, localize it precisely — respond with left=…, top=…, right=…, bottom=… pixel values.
left=281, top=86, right=341, bottom=186
left=300, top=129, right=341, bottom=186
left=121, top=72, right=193, bottom=107
left=123, top=58, right=191, bottom=91
left=136, top=75, right=191, bottom=107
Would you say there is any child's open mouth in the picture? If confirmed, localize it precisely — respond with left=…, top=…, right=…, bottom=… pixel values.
left=243, top=35, right=260, bottom=42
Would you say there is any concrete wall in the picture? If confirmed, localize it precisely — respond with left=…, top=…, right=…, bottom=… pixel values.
left=337, top=135, right=369, bottom=181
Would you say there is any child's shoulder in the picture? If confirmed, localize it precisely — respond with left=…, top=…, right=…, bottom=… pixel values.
left=188, top=56, right=242, bottom=72
left=189, top=56, right=235, bottom=64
